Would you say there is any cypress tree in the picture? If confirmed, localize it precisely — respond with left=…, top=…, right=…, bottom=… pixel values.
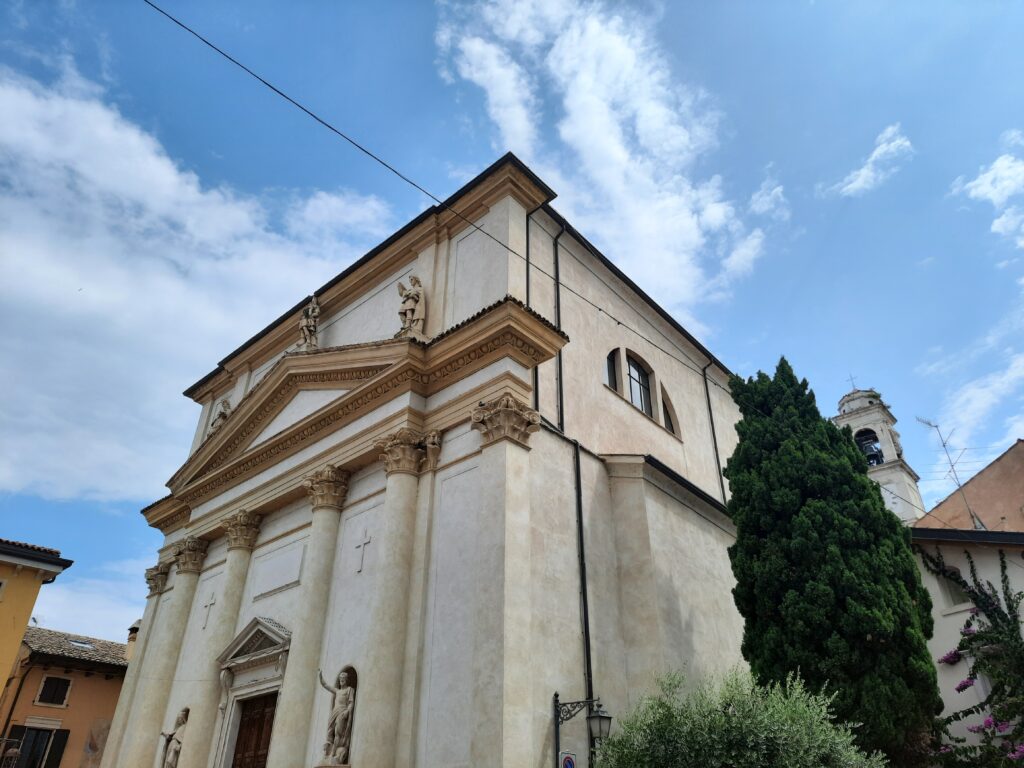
left=724, top=357, right=942, bottom=761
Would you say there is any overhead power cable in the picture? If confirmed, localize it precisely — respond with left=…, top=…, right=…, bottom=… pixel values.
left=143, top=1, right=1022, bottom=571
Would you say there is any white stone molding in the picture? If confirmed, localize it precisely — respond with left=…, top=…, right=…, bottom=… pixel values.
left=304, top=464, right=350, bottom=509
left=470, top=393, right=540, bottom=449
left=145, top=561, right=172, bottom=597
left=174, top=537, right=209, bottom=574
left=375, top=428, right=428, bottom=475
left=224, top=509, right=262, bottom=551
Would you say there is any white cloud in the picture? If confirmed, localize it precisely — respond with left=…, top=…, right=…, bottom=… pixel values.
left=827, top=123, right=914, bottom=197
left=1000, top=128, right=1024, bottom=150
left=32, top=556, right=151, bottom=641
left=454, top=36, right=538, bottom=156
left=749, top=172, right=790, bottom=221
left=0, top=65, right=393, bottom=502
left=953, top=143, right=1024, bottom=250
left=436, top=0, right=767, bottom=316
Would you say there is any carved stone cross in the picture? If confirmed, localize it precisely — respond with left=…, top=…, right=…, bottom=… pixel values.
left=201, top=592, right=217, bottom=629
left=354, top=529, right=372, bottom=573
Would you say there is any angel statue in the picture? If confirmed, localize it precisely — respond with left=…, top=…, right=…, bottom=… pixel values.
left=395, top=276, right=426, bottom=339
left=318, top=666, right=356, bottom=765
left=300, top=295, right=321, bottom=349
left=160, top=707, right=189, bottom=768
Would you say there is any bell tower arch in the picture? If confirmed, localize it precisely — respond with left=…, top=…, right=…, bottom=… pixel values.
left=834, top=389, right=925, bottom=524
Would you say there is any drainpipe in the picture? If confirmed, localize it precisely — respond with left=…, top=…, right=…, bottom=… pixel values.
left=1, top=657, right=31, bottom=738
left=573, top=440, right=596, bottom=763
left=525, top=204, right=544, bottom=412
left=702, top=361, right=727, bottom=504
left=553, top=225, right=567, bottom=432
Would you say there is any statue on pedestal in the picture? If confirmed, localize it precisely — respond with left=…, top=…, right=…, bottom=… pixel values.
left=208, top=400, right=232, bottom=436
left=300, top=296, right=321, bottom=350
left=395, top=276, right=427, bottom=340
left=160, top=707, right=189, bottom=768
left=317, top=666, right=356, bottom=766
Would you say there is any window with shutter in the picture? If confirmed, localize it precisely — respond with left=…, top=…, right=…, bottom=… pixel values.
left=36, top=677, right=70, bottom=706
left=42, top=730, right=68, bottom=768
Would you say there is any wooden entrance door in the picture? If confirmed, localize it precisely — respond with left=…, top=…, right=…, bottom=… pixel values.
left=230, top=692, right=278, bottom=768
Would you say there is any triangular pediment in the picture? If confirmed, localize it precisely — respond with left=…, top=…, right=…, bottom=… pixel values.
left=159, top=298, right=568, bottom=513
left=169, top=341, right=406, bottom=491
left=218, top=616, right=291, bottom=668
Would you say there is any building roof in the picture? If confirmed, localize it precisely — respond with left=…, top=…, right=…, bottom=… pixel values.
left=0, top=539, right=73, bottom=571
left=915, top=440, right=1024, bottom=533
left=183, top=153, right=731, bottom=398
left=21, top=626, right=128, bottom=668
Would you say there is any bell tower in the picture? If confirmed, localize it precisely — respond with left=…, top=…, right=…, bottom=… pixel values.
left=833, top=388, right=925, bottom=524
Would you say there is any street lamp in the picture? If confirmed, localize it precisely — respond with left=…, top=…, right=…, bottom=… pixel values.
left=553, top=692, right=613, bottom=767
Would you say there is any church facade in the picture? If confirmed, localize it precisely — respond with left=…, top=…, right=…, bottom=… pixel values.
left=102, top=154, right=745, bottom=768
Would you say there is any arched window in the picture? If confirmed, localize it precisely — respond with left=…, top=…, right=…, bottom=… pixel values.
left=854, top=429, right=884, bottom=466
left=661, top=387, right=678, bottom=436
left=605, top=349, right=619, bottom=391
left=940, top=566, right=971, bottom=607
left=626, top=355, right=652, bottom=417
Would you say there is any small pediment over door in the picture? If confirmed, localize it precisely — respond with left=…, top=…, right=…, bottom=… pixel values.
left=218, top=616, right=291, bottom=672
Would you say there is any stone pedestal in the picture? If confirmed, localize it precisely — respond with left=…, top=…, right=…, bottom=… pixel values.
left=265, top=466, right=349, bottom=768
left=177, top=510, right=262, bottom=768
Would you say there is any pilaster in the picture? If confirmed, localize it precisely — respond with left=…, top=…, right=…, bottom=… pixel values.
left=119, top=538, right=208, bottom=768
left=265, top=465, right=349, bottom=768
left=469, top=395, right=537, bottom=765
left=177, top=511, right=262, bottom=768
left=100, top=560, right=170, bottom=768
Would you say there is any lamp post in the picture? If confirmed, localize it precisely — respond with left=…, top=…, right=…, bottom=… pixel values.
left=553, top=692, right=612, bottom=767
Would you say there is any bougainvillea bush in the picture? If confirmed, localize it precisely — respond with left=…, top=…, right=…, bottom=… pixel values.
left=918, top=548, right=1024, bottom=766
left=595, top=671, right=886, bottom=768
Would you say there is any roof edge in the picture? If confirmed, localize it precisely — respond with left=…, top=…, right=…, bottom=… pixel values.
left=184, top=152, right=555, bottom=399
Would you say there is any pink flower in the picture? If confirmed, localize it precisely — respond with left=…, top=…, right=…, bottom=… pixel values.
left=938, top=650, right=963, bottom=664
left=961, top=626, right=977, bottom=636
left=955, top=678, right=975, bottom=693
left=967, top=723, right=985, bottom=733
left=1008, top=743, right=1024, bottom=761
left=999, top=722, right=1012, bottom=733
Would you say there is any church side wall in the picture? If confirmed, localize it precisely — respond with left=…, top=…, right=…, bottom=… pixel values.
left=523, top=210, right=739, bottom=505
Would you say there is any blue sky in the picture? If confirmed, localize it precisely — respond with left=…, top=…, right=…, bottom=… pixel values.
left=2, top=1, right=1023, bottom=640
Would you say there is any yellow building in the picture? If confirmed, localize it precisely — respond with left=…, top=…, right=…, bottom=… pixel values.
left=1, top=627, right=128, bottom=768
left=0, top=539, right=72, bottom=684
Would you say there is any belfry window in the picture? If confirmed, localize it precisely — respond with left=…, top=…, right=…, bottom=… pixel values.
left=605, top=349, right=619, bottom=391
left=626, top=356, right=653, bottom=417
left=854, top=429, right=884, bottom=466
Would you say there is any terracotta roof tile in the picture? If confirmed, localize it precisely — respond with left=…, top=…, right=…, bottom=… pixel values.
left=21, top=626, right=128, bottom=667
left=0, top=538, right=61, bottom=557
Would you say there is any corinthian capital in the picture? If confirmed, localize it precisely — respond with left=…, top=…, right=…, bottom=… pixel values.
left=374, top=428, right=427, bottom=475
left=305, top=464, right=350, bottom=509
left=145, top=561, right=172, bottom=597
left=174, top=536, right=209, bottom=574
left=471, top=394, right=540, bottom=449
left=224, top=509, right=262, bottom=551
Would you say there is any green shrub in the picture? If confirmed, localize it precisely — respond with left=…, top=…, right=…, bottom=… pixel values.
left=596, top=670, right=886, bottom=768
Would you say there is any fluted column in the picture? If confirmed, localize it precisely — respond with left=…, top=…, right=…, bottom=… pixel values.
left=178, top=511, right=262, bottom=768
left=265, top=466, right=349, bottom=768
left=351, top=429, right=425, bottom=768
left=100, top=562, right=170, bottom=768
left=469, top=395, right=538, bottom=766
left=119, top=537, right=208, bottom=768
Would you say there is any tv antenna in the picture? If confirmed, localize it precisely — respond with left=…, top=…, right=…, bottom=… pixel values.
left=916, top=417, right=986, bottom=530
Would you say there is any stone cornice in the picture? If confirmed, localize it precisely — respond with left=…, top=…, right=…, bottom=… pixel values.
left=142, top=496, right=192, bottom=536
left=161, top=298, right=565, bottom=512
